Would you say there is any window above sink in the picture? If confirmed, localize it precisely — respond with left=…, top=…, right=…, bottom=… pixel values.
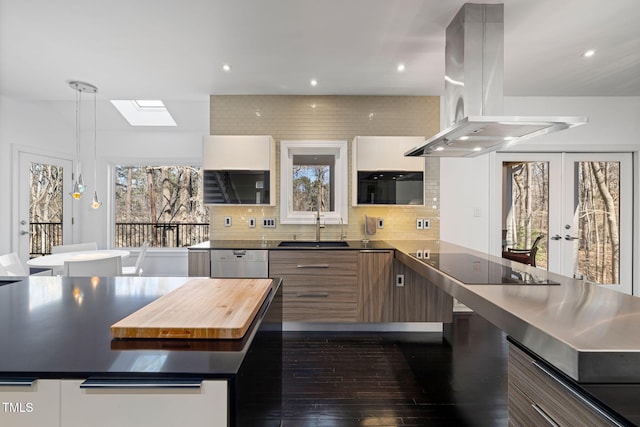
left=280, top=140, right=348, bottom=225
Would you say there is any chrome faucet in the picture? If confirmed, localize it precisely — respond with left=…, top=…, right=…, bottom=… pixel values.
left=315, top=202, right=324, bottom=241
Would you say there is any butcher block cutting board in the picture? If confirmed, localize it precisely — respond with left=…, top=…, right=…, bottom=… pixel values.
left=111, top=278, right=273, bottom=339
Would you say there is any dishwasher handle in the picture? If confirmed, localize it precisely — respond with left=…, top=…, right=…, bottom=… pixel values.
left=232, top=250, right=247, bottom=257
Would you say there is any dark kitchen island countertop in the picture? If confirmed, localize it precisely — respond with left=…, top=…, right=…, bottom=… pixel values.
left=0, top=275, right=283, bottom=426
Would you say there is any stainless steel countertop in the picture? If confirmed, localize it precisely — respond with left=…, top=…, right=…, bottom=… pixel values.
left=389, top=240, right=640, bottom=384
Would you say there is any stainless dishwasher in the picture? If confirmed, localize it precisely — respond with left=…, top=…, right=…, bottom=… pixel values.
left=210, top=249, right=269, bottom=278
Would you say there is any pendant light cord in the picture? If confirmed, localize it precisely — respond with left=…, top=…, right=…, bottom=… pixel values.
left=75, top=87, right=80, bottom=179
left=93, top=90, right=97, bottom=186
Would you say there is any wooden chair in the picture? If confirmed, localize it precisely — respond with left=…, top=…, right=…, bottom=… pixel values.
left=52, top=242, right=98, bottom=254
left=63, top=256, right=122, bottom=277
left=502, top=234, right=545, bottom=267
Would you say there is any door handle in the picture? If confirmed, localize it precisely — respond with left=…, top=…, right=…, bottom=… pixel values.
left=565, top=234, right=579, bottom=241
left=550, top=234, right=562, bottom=240
left=20, top=230, right=33, bottom=235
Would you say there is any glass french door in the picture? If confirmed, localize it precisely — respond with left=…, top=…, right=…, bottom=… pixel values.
left=496, top=153, right=632, bottom=294
left=17, top=151, right=73, bottom=262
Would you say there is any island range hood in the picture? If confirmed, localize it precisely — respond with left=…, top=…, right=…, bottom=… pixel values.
left=406, top=3, right=587, bottom=158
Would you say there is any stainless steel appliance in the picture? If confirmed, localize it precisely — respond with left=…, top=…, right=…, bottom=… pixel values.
left=405, top=4, right=587, bottom=158
left=210, top=249, right=268, bottom=278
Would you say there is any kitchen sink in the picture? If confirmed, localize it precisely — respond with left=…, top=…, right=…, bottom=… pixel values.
left=277, top=240, right=349, bottom=248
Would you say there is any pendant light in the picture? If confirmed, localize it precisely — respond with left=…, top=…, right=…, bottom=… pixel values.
left=69, top=81, right=97, bottom=200
left=89, top=84, right=102, bottom=209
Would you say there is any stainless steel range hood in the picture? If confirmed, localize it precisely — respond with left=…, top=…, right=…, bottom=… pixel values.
left=406, top=4, right=587, bottom=158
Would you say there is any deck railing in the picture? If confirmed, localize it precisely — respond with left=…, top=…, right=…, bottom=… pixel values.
left=28, top=222, right=209, bottom=256
left=28, top=222, right=62, bottom=257
left=115, top=222, right=210, bottom=248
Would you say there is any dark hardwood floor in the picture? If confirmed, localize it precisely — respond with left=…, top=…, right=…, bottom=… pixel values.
left=281, top=313, right=508, bottom=426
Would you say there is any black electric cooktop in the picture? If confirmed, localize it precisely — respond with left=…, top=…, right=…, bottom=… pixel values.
left=411, top=253, right=560, bottom=285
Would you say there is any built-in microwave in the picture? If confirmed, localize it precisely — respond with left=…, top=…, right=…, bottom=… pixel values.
left=203, top=170, right=270, bottom=204
left=356, top=171, right=423, bottom=205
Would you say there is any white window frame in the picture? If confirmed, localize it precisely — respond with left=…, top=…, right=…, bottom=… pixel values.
left=280, top=140, right=348, bottom=225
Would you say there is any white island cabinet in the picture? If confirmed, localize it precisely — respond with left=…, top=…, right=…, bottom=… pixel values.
left=0, top=379, right=60, bottom=427
left=1, top=379, right=227, bottom=427
left=60, top=379, right=227, bottom=427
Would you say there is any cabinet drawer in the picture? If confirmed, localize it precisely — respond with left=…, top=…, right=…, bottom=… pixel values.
left=60, top=379, right=227, bottom=427
left=271, top=250, right=358, bottom=322
left=283, top=298, right=357, bottom=322
left=509, top=343, right=619, bottom=426
left=284, top=276, right=357, bottom=303
left=0, top=379, right=60, bottom=427
left=508, top=380, right=558, bottom=427
left=269, top=251, right=357, bottom=277
left=282, top=275, right=357, bottom=322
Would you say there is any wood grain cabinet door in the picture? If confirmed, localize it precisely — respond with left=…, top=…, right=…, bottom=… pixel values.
left=508, top=343, right=622, bottom=426
left=188, top=250, right=211, bottom=277
left=269, top=250, right=358, bottom=322
left=357, top=250, right=394, bottom=322
left=390, top=259, right=453, bottom=323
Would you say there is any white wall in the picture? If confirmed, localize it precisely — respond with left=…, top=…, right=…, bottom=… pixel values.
left=440, top=95, right=640, bottom=253
left=0, top=96, right=75, bottom=256
left=0, top=95, right=208, bottom=275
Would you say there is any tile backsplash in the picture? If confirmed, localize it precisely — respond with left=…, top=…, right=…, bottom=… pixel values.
left=209, top=95, right=440, bottom=241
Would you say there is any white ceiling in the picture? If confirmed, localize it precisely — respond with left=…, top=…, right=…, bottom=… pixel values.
left=1, top=0, right=638, bottom=108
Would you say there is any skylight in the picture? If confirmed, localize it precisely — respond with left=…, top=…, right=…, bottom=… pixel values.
left=111, top=100, right=177, bottom=126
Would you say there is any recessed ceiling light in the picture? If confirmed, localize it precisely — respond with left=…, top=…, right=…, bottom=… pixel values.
left=397, top=63, right=406, bottom=72
left=310, top=79, right=318, bottom=87
left=222, top=64, right=232, bottom=72
left=473, top=147, right=482, bottom=152
left=583, top=49, right=596, bottom=58
left=111, top=100, right=176, bottom=126
left=435, top=147, right=445, bottom=151
left=459, top=136, right=470, bottom=140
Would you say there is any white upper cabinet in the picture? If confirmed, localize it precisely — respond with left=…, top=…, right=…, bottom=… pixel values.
left=353, top=136, right=425, bottom=171
left=202, top=135, right=276, bottom=205
left=203, top=135, right=274, bottom=170
left=352, top=136, right=426, bottom=206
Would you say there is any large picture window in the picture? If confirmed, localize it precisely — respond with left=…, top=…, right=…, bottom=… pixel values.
left=114, top=165, right=209, bottom=248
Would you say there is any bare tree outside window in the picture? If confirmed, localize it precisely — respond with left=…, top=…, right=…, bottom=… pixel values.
left=292, top=154, right=333, bottom=213
left=576, top=161, right=620, bottom=284
left=114, top=165, right=209, bottom=248
left=505, top=161, right=549, bottom=269
left=504, top=160, right=621, bottom=283
left=28, top=163, right=63, bottom=256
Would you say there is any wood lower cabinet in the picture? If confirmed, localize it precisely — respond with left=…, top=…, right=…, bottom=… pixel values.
left=390, top=259, right=453, bottom=323
left=269, top=250, right=358, bottom=322
left=188, top=250, right=211, bottom=277
left=0, top=379, right=60, bottom=427
left=357, top=250, right=394, bottom=322
left=509, top=342, right=622, bottom=426
left=60, top=379, right=227, bottom=427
